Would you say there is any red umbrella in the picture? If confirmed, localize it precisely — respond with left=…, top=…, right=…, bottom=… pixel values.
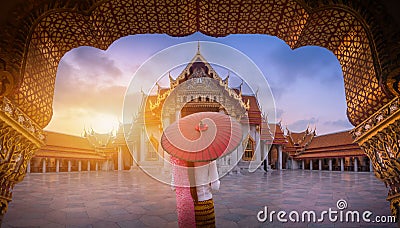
left=161, top=112, right=243, bottom=162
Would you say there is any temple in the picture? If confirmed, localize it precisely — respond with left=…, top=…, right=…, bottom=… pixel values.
left=29, top=125, right=370, bottom=174
left=28, top=50, right=371, bottom=175
left=268, top=127, right=371, bottom=172
left=29, top=126, right=132, bottom=173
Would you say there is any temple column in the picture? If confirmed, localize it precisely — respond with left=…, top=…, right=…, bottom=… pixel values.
left=68, top=160, right=71, bottom=172
left=27, top=160, right=31, bottom=173
left=56, top=159, right=60, bottom=173
left=340, top=158, right=344, bottom=172
left=140, top=127, right=146, bottom=164
left=255, top=136, right=261, bottom=166
left=263, top=143, right=268, bottom=172
left=264, top=154, right=269, bottom=171
left=231, top=141, right=241, bottom=173
left=42, top=159, right=46, bottom=173
left=278, top=145, right=282, bottom=170
left=328, top=159, right=332, bottom=171
left=118, top=146, right=123, bottom=171
left=78, top=160, right=82, bottom=172
left=96, top=161, right=99, bottom=171
left=291, top=158, right=298, bottom=170
left=87, top=160, right=91, bottom=171
left=104, top=161, right=109, bottom=171
left=309, top=159, right=313, bottom=171
left=302, top=160, right=305, bottom=170
left=354, top=157, right=358, bottom=172
left=318, top=159, right=322, bottom=171
left=369, top=159, right=373, bottom=172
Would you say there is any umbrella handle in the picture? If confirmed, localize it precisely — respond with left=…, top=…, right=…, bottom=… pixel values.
left=195, top=121, right=208, bottom=132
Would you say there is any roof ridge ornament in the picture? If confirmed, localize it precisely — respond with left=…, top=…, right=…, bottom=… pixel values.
left=197, top=40, right=200, bottom=54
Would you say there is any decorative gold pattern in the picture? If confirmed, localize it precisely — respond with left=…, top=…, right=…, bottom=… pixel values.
left=199, top=0, right=309, bottom=47
left=0, top=97, right=45, bottom=146
left=351, top=96, right=400, bottom=218
left=0, top=0, right=393, bottom=128
left=12, top=0, right=197, bottom=127
left=0, top=121, right=38, bottom=216
left=150, top=52, right=249, bottom=114
left=351, top=97, right=400, bottom=145
left=294, top=7, right=392, bottom=126
left=388, top=193, right=400, bottom=220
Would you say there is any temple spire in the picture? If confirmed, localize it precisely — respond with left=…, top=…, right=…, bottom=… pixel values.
left=197, top=40, right=200, bottom=54
left=239, top=79, right=244, bottom=95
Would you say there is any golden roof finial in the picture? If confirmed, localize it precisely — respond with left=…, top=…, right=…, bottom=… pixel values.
left=239, top=79, right=244, bottom=92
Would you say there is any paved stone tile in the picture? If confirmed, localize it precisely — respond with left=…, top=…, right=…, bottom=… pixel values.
left=140, top=215, right=168, bottom=227
left=117, top=219, right=145, bottom=228
left=1, top=170, right=397, bottom=227
left=91, top=220, right=120, bottom=228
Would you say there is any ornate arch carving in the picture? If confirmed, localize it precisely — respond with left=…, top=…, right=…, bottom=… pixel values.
left=0, top=0, right=398, bottom=127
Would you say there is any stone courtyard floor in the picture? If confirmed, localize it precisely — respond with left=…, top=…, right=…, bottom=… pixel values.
left=2, top=169, right=396, bottom=227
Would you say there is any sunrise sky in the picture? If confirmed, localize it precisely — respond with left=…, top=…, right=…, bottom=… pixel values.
left=44, top=32, right=353, bottom=136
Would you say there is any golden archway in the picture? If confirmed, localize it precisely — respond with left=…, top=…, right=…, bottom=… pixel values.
left=1, top=0, right=400, bottom=221
left=0, top=0, right=396, bottom=127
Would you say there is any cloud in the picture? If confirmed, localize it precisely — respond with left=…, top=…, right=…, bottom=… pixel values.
left=324, top=119, right=354, bottom=129
left=69, top=47, right=123, bottom=81
left=53, top=83, right=126, bottom=115
left=288, top=117, right=318, bottom=132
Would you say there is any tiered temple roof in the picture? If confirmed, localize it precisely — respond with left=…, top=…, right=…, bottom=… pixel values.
left=284, top=127, right=316, bottom=156
left=293, top=130, right=365, bottom=159
left=84, top=129, right=114, bottom=148
left=35, top=131, right=107, bottom=160
left=268, top=123, right=287, bottom=145
left=242, top=95, right=262, bottom=125
left=133, top=49, right=264, bottom=129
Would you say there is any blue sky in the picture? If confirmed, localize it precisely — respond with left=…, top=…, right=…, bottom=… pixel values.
left=45, top=32, right=353, bottom=136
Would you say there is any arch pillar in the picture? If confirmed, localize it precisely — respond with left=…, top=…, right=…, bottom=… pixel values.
left=351, top=96, right=400, bottom=220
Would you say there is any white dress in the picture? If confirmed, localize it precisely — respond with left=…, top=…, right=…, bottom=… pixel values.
left=194, top=160, right=220, bottom=201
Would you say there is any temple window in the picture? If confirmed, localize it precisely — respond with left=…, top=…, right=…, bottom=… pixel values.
left=243, top=137, right=255, bottom=161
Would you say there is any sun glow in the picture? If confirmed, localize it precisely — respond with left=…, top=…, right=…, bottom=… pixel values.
left=88, top=114, right=119, bottom=134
